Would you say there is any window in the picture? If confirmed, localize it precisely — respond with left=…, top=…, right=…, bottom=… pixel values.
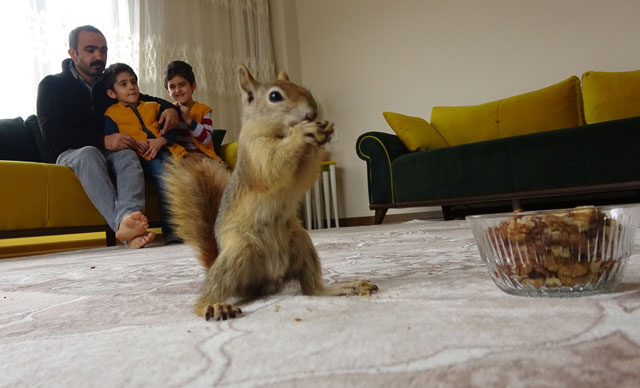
left=0, top=0, right=139, bottom=119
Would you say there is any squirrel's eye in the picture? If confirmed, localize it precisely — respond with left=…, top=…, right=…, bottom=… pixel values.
left=269, top=91, right=284, bottom=102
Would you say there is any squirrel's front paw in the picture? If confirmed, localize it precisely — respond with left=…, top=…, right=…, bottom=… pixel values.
left=296, top=120, right=334, bottom=146
left=316, top=121, right=335, bottom=145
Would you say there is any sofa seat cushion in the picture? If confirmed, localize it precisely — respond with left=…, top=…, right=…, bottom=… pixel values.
left=430, top=76, right=584, bottom=146
left=0, top=161, right=162, bottom=232
left=0, top=161, right=105, bottom=231
left=392, top=137, right=515, bottom=202
left=582, top=69, right=640, bottom=124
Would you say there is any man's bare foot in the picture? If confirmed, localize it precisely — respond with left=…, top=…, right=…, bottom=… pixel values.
left=128, top=231, right=156, bottom=249
left=116, top=211, right=149, bottom=242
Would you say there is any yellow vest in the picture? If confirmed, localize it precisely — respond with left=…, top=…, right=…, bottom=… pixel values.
left=105, top=101, right=187, bottom=159
left=181, top=101, right=222, bottom=161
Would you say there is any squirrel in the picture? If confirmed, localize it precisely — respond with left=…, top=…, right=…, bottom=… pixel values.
left=164, top=65, right=378, bottom=320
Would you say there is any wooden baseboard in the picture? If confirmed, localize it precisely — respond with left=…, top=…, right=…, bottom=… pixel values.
left=339, top=210, right=443, bottom=227
left=0, top=228, right=161, bottom=259
left=0, top=238, right=112, bottom=259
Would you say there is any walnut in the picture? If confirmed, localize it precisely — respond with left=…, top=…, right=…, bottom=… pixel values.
left=557, top=263, right=589, bottom=278
left=521, top=277, right=545, bottom=289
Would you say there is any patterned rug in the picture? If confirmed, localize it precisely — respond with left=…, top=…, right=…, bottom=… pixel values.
left=1, top=220, right=639, bottom=387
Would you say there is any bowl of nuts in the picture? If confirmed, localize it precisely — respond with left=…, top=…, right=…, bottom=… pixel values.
left=466, top=205, right=640, bottom=297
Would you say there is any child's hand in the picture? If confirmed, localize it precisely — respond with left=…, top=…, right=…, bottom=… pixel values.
left=158, top=108, right=179, bottom=134
left=144, top=137, right=167, bottom=160
left=135, top=140, right=149, bottom=157
left=104, top=133, right=137, bottom=151
left=179, top=104, right=193, bottom=124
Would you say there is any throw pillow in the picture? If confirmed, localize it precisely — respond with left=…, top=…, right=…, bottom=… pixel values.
left=220, top=141, right=238, bottom=170
left=430, top=76, right=584, bottom=146
left=212, top=129, right=226, bottom=157
left=0, top=117, right=41, bottom=162
left=498, top=76, right=584, bottom=138
left=430, top=101, right=500, bottom=146
left=582, top=69, right=640, bottom=124
left=25, top=115, right=51, bottom=163
left=382, top=112, right=448, bottom=151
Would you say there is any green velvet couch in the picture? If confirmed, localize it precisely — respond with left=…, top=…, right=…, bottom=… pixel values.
left=357, top=71, right=640, bottom=223
left=357, top=115, right=640, bottom=223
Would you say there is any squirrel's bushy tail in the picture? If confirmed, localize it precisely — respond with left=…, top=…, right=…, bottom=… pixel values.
left=164, top=154, right=230, bottom=269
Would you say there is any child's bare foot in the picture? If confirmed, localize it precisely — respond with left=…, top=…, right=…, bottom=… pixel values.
left=128, top=231, right=156, bottom=249
left=116, top=211, right=149, bottom=242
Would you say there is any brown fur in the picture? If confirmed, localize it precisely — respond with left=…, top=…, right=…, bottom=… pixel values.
left=165, top=154, right=229, bottom=268
left=165, top=65, right=378, bottom=321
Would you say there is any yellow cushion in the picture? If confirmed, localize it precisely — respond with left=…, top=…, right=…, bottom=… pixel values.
left=0, top=161, right=49, bottom=230
left=498, top=76, right=584, bottom=137
left=430, top=76, right=584, bottom=146
left=582, top=69, right=640, bottom=124
left=382, top=112, right=448, bottom=151
left=0, top=160, right=169, bottom=236
left=44, top=164, right=106, bottom=228
left=220, top=141, right=238, bottom=170
left=0, top=161, right=106, bottom=231
left=430, top=101, right=500, bottom=146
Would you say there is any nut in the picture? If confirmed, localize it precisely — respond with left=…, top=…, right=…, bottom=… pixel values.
left=490, top=206, right=619, bottom=289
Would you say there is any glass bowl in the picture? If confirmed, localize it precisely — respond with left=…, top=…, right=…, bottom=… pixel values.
left=466, top=205, right=640, bottom=297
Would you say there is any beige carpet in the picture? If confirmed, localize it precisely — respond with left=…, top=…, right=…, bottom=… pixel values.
left=1, top=220, right=640, bottom=387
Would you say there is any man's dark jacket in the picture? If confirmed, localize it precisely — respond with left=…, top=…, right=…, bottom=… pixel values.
left=37, top=58, right=176, bottom=162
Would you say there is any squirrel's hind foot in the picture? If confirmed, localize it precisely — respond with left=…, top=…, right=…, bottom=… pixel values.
left=195, top=299, right=243, bottom=321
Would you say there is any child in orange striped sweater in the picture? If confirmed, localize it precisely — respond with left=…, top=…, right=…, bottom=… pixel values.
left=164, top=60, right=222, bottom=162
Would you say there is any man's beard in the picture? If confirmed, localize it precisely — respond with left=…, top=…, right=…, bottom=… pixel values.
left=90, top=60, right=106, bottom=75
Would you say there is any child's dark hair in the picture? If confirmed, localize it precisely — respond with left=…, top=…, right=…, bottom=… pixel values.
left=164, top=60, right=196, bottom=87
left=103, top=63, right=137, bottom=91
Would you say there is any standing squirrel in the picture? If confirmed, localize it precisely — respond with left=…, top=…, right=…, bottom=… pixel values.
left=164, top=65, right=378, bottom=320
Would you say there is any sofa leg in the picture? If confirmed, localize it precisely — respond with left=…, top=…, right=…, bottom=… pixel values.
left=106, top=230, right=116, bottom=247
left=374, top=208, right=388, bottom=224
left=512, top=198, right=523, bottom=211
left=442, top=205, right=453, bottom=221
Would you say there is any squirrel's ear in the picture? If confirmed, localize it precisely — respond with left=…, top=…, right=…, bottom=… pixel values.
left=238, top=65, right=257, bottom=103
left=277, top=71, right=289, bottom=81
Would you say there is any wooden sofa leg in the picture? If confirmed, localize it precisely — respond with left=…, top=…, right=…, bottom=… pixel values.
left=442, top=205, right=453, bottom=221
left=374, top=209, right=388, bottom=225
left=106, top=230, right=116, bottom=247
left=512, top=198, right=522, bottom=211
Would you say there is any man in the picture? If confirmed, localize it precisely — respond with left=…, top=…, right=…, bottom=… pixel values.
left=37, top=25, right=180, bottom=248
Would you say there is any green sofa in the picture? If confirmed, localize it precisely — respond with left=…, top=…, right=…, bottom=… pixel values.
left=356, top=70, right=640, bottom=223
left=0, top=115, right=235, bottom=245
left=357, top=115, right=640, bottom=222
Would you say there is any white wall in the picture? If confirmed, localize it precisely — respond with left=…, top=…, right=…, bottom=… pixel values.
left=273, top=0, right=640, bottom=219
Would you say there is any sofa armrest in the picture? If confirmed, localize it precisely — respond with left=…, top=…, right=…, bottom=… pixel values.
left=356, top=131, right=409, bottom=205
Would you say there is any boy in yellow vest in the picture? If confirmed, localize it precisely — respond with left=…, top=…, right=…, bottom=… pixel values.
left=103, top=62, right=186, bottom=244
left=164, top=60, right=222, bottom=162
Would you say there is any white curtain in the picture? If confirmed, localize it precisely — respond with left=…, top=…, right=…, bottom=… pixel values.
left=1, top=0, right=275, bottom=142
left=139, top=0, right=275, bottom=141
left=0, top=0, right=140, bottom=119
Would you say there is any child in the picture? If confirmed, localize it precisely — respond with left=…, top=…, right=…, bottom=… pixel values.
left=103, top=62, right=186, bottom=244
left=164, top=60, right=222, bottom=162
